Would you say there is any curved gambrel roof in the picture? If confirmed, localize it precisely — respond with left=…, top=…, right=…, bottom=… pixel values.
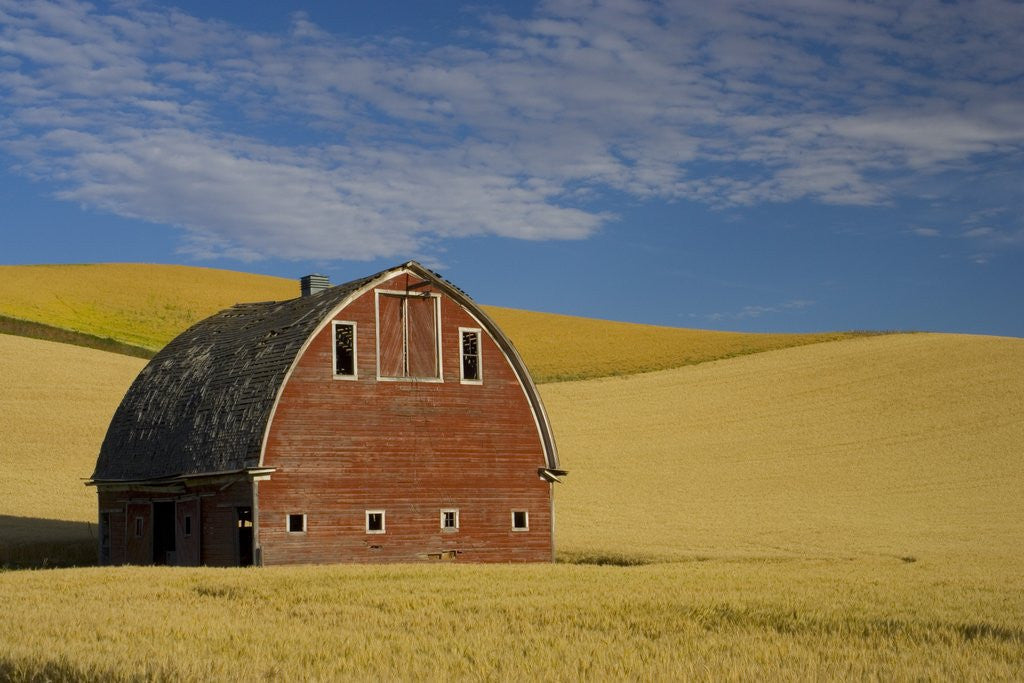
left=92, top=262, right=559, bottom=483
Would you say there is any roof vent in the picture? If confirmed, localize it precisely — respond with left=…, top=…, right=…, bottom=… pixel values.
left=300, top=274, right=330, bottom=297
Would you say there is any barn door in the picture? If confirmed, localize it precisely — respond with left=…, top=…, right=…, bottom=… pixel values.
left=124, top=502, right=152, bottom=565
left=174, top=498, right=201, bottom=566
left=407, top=296, right=438, bottom=378
left=378, top=294, right=405, bottom=377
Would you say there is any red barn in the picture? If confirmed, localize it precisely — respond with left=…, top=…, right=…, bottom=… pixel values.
left=89, top=261, right=564, bottom=566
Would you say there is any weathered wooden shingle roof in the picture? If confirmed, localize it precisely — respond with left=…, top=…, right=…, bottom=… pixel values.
left=92, top=270, right=378, bottom=482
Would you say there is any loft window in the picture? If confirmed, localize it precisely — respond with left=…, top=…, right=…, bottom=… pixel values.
left=460, top=328, right=481, bottom=383
left=333, top=321, right=357, bottom=379
left=287, top=514, right=306, bottom=534
left=440, top=509, right=459, bottom=532
left=376, top=292, right=441, bottom=380
left=512, top=510, right=529, bottom=531
left=366, top=510, right=386, bottom=534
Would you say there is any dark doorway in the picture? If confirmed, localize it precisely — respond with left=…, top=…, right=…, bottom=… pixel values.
left=153, top=502, right=176, bottom=565
left=237, top=507, right=253, bottom=567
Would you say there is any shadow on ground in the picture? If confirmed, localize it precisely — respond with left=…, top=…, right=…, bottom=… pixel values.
left=0, top=515, right=96, bottom=568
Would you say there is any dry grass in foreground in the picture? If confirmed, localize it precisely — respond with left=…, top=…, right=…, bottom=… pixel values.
left=543, top=333, right=1024, bottom=566
left=0, top=559, right=1021, bottom=680
left=0, top=263, right=869, bottom=382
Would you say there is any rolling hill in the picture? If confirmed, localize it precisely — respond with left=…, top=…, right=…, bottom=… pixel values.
left=0, top=263, right=296, bottom=351
left=1, top=330, right=1022, bottom=679
left=0, top=263, right=873, bottom=382
left=542, top=332, right=1024, bottom=565
left=0, top=335, right=145, bottom=565
left=2, top=330, right=1021, bottom=570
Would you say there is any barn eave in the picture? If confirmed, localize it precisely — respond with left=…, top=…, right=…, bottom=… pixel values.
left=538, top=468, right=568, bottom=483
left=87, top=466, right=276, bottom=489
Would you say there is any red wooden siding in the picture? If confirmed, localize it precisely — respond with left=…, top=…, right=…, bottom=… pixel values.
left=259, top=272, right=553, bottom=564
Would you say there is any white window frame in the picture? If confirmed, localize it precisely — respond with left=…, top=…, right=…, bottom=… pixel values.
left=511, top=510, right=529, bottom=531
left=440, top=508, right=460, bottom=532
left=458, top=327, right=483, bottom=384
left=331, top=320, right=358, bottom=380
left=286, top=513, right=307, bottom=534
left=365, top=509, right=386, bottom=534
left=374, top=289, right=444, bottom=383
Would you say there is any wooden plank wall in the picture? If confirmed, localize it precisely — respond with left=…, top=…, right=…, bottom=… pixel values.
left=259, top=273, right=553, bottom=564
left=174, top=497, right=200, bottom=566
left=124, top=502, right=152, bottom=565
left=199, top=480, right=253, bottom=567
left=97, top=479, right=252, bottom=566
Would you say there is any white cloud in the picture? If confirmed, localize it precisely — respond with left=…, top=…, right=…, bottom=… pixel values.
left=705, top=299, right=815, bottom=322
left=1, top=0, right=1023, bottom=261
left=963, top=226, right=1024, bottom=247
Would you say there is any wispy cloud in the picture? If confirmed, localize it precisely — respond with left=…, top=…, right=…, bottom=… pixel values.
left=960, top=207, right=1024, bottom=254
left=1, top=0, right=1022, bottom=261
left=702, top=299, right=815, bottom=322
left=963, top=226, right=1024, bottom=246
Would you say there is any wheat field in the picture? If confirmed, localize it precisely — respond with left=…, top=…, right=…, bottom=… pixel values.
left=0, top=335, right=145, bottom=565
left=2, top=323, right=1023, bottom=677
left=543, top=332, right=1024, bottom=567
left=0, top=335, right=145, bottom=525
left=1, top=559, right=1021, bottom=680
left=485, top=305, right=868, bottom=382
left=2, top=332, right=1021, bottom=567
left=0, top=263, right=864, bottom=382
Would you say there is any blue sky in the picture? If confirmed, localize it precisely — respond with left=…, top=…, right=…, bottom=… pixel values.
left=1, top=0, right=1022, bottom=335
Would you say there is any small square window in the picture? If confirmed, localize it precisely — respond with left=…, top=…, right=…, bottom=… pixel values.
left=287, top=514, right=306, bottom=533
left=512, top=510, right=529, bottom=531
left=366, top=510, right=385, bottom=534
left=134, top=516, right=144, bottom=537
left=441, top=509, right=459, bottom=531
left=183, top=514, right=192, bottom=537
